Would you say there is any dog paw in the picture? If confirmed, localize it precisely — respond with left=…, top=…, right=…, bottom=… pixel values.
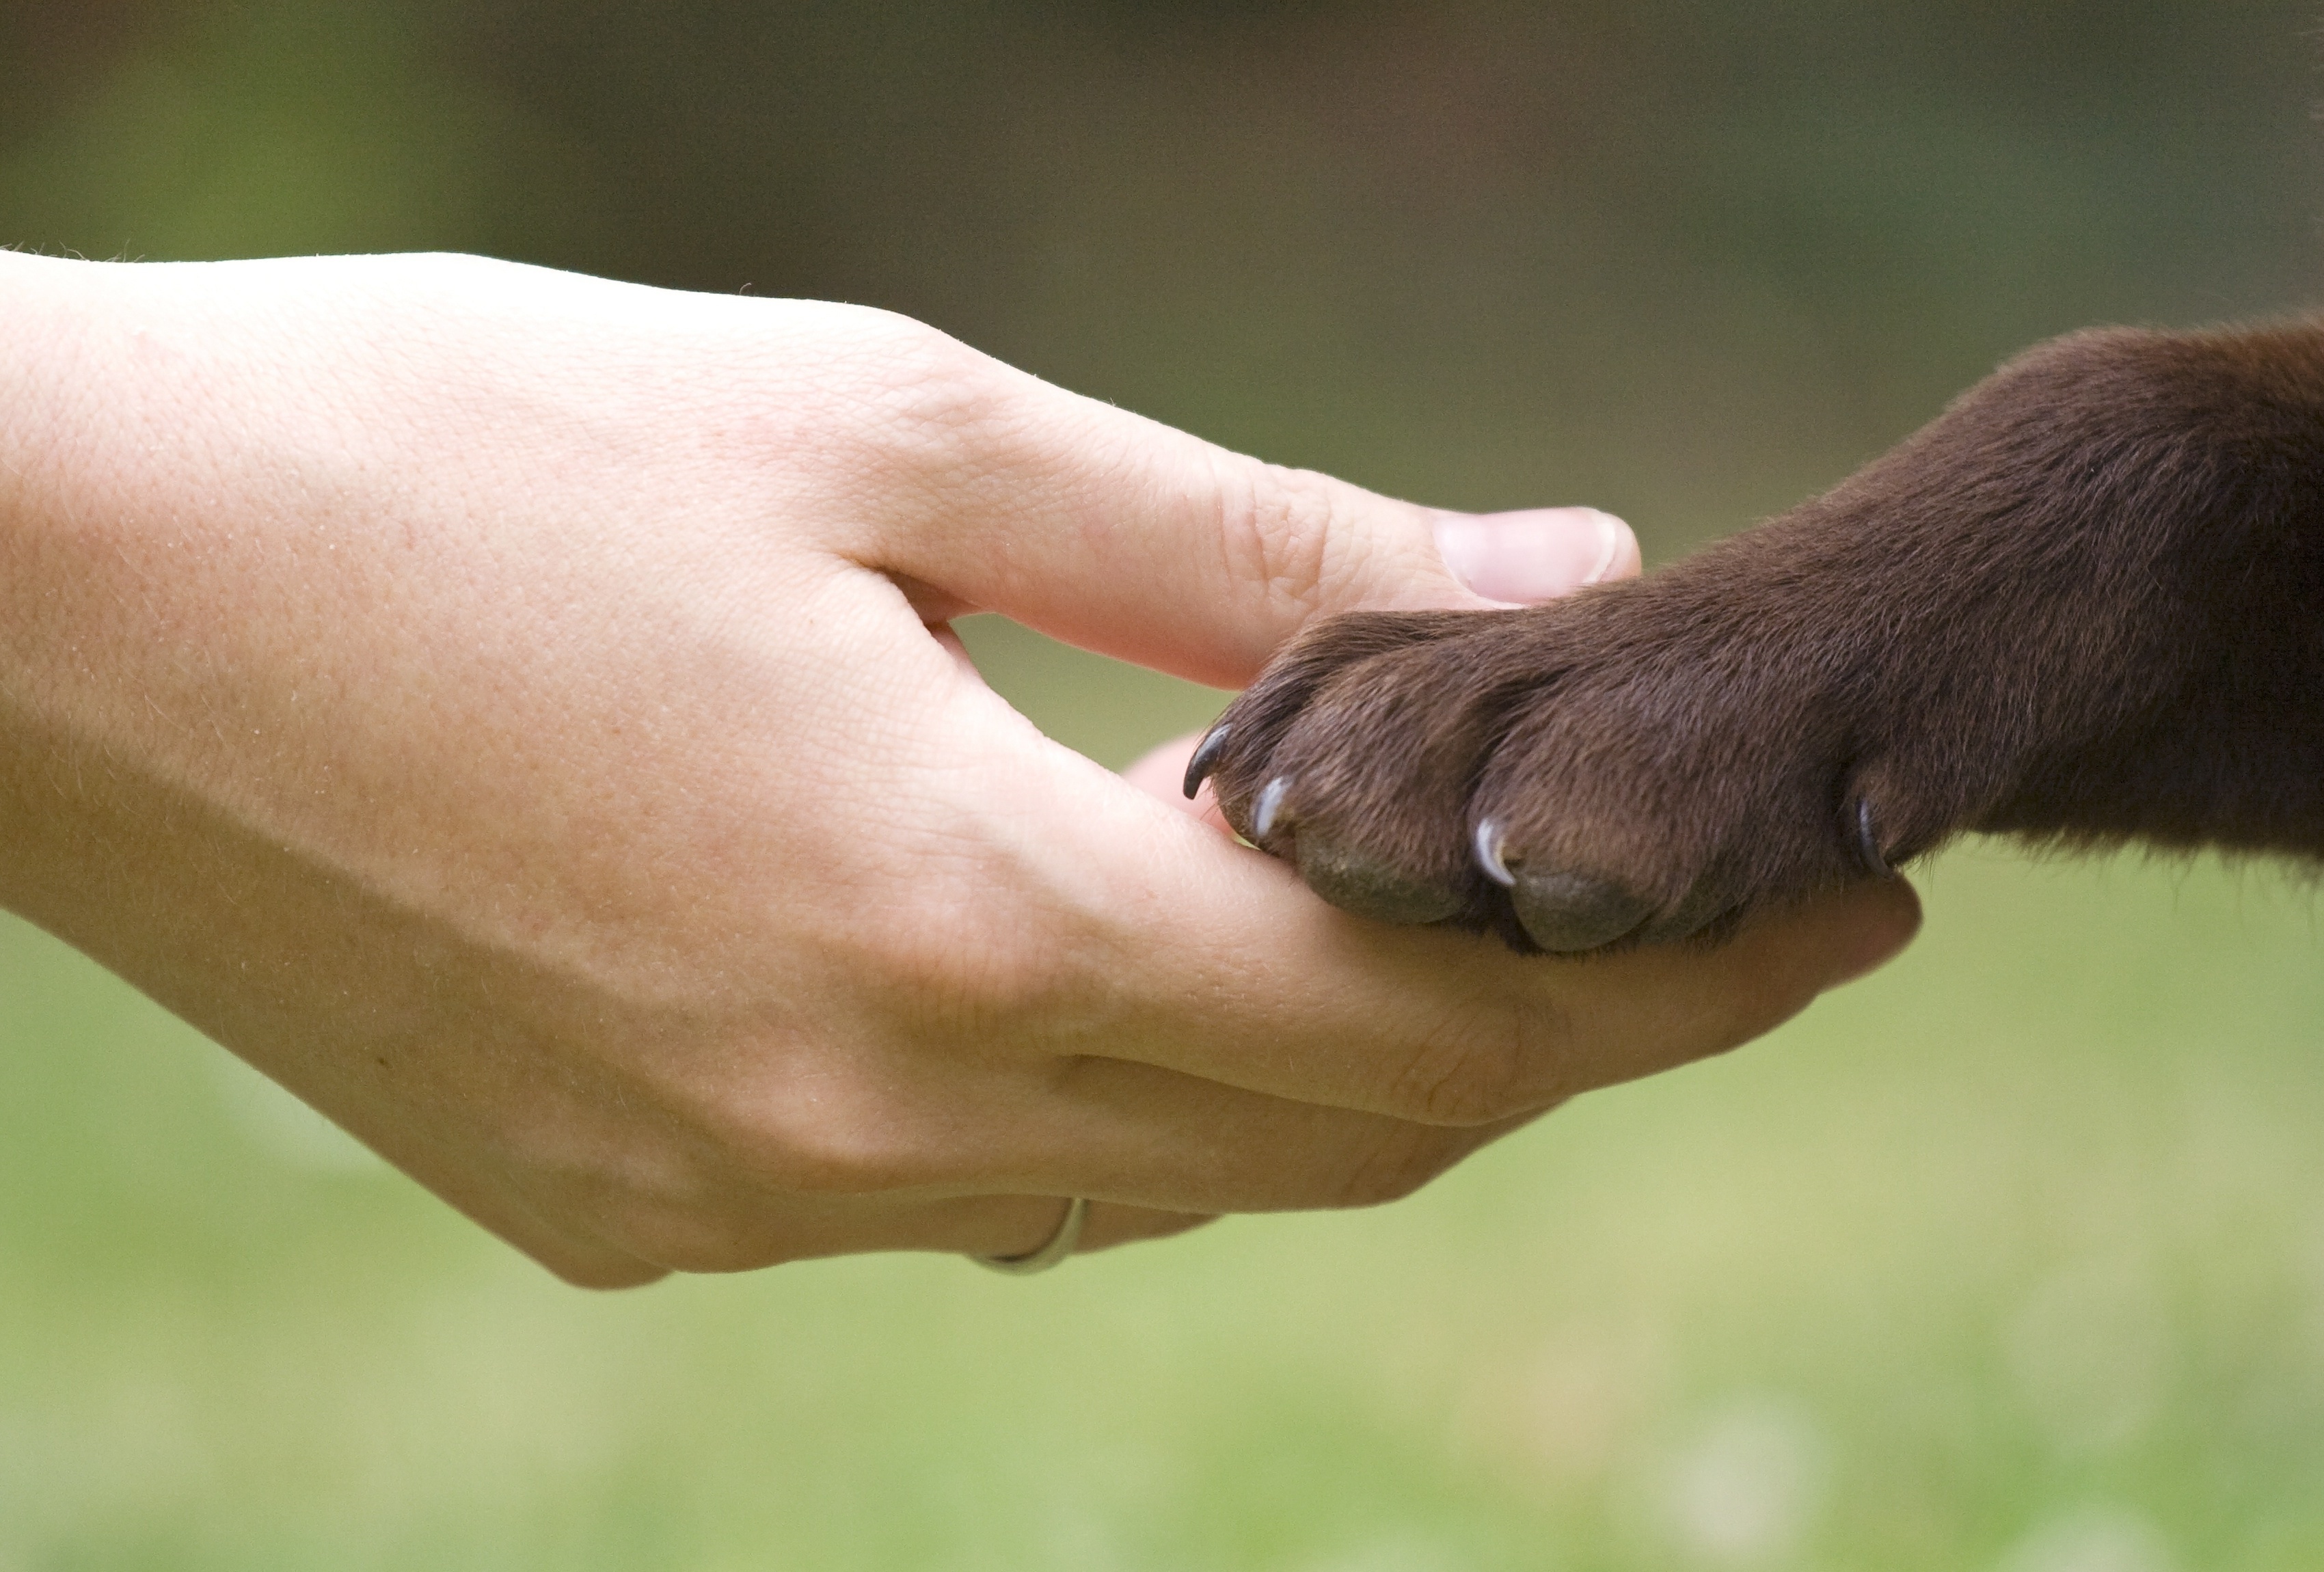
left=1191, top=583, right=1936, bottom=952
left=1186, top=320, right=2324, bottom=950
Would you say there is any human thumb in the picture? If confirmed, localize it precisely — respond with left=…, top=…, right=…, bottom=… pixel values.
left=857, top=347, right=1637, bottom=688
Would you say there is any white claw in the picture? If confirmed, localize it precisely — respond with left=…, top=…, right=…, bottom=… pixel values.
left=1856, top=797, right=1892, bottom=876
left=1253, top=777, right=1291, bottom=839
left=1474, top=818, right=1516, bottom=886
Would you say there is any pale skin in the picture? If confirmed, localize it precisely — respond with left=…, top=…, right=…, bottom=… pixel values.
left=0, top=251, right=1919, bottom=1288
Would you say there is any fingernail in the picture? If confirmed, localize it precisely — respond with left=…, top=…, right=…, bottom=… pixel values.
left=1433, top=507, right=1637, bottom=606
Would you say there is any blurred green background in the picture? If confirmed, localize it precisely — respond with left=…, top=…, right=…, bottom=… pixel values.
left=5, top=2, right=2324, bottom=1567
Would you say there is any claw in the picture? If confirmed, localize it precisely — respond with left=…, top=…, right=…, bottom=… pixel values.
left=1253, top=776, right=1291, bottom=841
left=1854, top=798, right=1891, bottom=876
left=1183, top=722, right=1232, bottom=799
left=1473, top=818, right=1516, bottom=887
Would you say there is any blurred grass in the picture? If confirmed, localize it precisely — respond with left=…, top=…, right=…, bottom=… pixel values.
left=7, top=822, right=2324, bottom=1569
left=8, top=0, right=2324, bottom=1564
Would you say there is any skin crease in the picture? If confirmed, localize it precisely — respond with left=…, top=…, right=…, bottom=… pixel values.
left=0, top=250, right=1918, bottom=1288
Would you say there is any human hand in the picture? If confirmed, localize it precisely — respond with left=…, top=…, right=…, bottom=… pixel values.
left=0, top=252, right=1918, bottom=1286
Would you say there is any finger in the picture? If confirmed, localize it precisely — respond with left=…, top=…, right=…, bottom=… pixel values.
left=1035, top=770, right=1920, bottom=1126
left=958, top=1199, right=1217, bottom=1258
left=1076, top=1207, right=1219, bottom=1254
left=362, top=1126, right=673, bottom=1290
left=1116, top=865, right=1923, bottom=1125
left=982, top=1055, right=1539, bottom=1215
left=470, top=1204, right=668, bottom=1290
left=846, top=340, right=1636, bottom=686
left=789, top=1196, right=1219, bottom=1265
left=597, top=1189, right=1214, bottom=1273
left=582, top=1046, right=1535, bottom=1269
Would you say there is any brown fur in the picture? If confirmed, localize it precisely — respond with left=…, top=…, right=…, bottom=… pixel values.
left=1195, top=321, right=2324, bottom=951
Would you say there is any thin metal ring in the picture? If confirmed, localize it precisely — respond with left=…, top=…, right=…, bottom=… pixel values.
left=972, top=1197, right=1090, bottom=1275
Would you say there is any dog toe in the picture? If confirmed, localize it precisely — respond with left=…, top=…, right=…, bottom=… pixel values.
left=1293, top=832, right=1468, bottom=925
left=1506, top=868, right=1653, bottom=952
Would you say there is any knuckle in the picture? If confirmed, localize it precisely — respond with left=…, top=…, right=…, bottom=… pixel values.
left=757, top=1126, right=912, bottom=1197
left=545, top=1259, right=667, bottom=1292
left=579, top=1128, right=883, bottom=1274
left=589, top=1189, right=776, bottom=1275
left=1331, top=1124, right=1460, bottom=1209
left=1379, top=1011, right=1541, bottom=1126
left=873, top=938, right=1080, bottom=1063
left=733, top=1077, right=934, bottom=1198
left=1215, top=462, right=1352, bottom=625
left=619, top=1221, right=795, bottom=1276
left=671, top=1052, right=957, bottom=1204
left=822, top=310, right=1007, bottom=454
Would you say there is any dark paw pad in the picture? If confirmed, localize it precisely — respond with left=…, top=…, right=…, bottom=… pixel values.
left=1293, top=832, right=1467, bottom=926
